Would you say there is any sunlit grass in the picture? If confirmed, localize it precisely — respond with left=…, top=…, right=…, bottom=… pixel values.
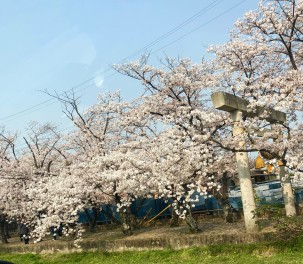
left=2, top=238, right=303, bottom=264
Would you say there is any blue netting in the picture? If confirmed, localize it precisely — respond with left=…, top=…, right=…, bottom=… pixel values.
left=78, top=180, right=303, bottom=223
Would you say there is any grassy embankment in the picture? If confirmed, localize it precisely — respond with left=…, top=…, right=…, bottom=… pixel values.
left=1, top=237, right=303, bottom=264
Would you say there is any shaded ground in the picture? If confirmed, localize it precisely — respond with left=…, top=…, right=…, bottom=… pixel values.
left=0, top=217, right=275, bottom=253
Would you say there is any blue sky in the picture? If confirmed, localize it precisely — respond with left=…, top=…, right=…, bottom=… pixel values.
left=0, top=0, right=260, bottom=139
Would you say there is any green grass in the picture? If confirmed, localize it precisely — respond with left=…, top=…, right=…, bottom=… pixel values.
left=2, top=238, right=303, bottom=264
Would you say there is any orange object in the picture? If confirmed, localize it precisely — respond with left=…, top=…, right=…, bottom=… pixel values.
left=267, top=163, right=274, bottom=174
left=255, top=154, right=265, bottom=169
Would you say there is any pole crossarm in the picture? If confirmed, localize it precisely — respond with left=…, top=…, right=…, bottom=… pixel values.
left=211, top=92, right=286, bottom=123
left=246, top=128, right=278, bottom=139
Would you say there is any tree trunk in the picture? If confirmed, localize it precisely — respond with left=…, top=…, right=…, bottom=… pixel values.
left=170, top=202, right=200, bottom=232
left=216, top=196, right=237, bottom=223
left=114, top=194, right=136, bottom=235
left=84, top=207, right=99, bottom=232
left=185, top=208, right=200, bottom=232
left=213, top=172, right=238, bottom=223
left=4, top=221, right=10, bottom=239
left=213, top=172, right=237, bottom=223
left=101, top=207, right=120, bottom=225
left=170, top=208, right=180, bottom=227
left=120, top=206, right=133, bottom=235
left=0, top=218, right=8, bottom=244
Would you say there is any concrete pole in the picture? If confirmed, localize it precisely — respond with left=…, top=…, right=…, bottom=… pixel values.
left=231, top=110, right=258, bottom=232
left=273, top=130, right=296, bottom=217
left=280, top=164, right=296, bottom=216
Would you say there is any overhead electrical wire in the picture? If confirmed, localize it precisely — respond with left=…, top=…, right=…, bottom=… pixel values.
left=2, top=83, right=96, bottom=124
left=151, top=0, right=248, bottom=55
left=0, top=0, right=224, bottom=123
left=5, top=0, right=249, bottom=151
left=111, top=0, right=224, bottom=63
left=6, top=0, right=248, bottom=149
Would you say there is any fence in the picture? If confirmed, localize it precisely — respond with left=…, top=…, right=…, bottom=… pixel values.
left=79, top=180, right=303, bottom=224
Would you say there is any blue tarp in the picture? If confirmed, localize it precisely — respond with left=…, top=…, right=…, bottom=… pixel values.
left=78, top=181, right=303, bottom=224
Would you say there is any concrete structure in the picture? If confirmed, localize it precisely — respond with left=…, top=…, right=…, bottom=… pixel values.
left=211, top=92, right=286, bottom=123
left=280, top=163, right=296, bottom=216
left=211, top=91, right=295, bottom=232
left=231, top=110, right=258, bottom=232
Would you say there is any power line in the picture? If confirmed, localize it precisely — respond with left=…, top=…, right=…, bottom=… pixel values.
left=151, top=0, right=248, bottom=55
left=3, top=0, right=250, bottom=152
left=116, top=0, right=224, bottom=63
left=4, top=0, right=249, bottom=150
left=0, top=0, right=224, bottom=123
left=2, top=83, right=96, bottom=123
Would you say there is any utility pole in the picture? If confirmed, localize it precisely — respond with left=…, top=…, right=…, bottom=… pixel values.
left=211, top=91, right=294, bottom=232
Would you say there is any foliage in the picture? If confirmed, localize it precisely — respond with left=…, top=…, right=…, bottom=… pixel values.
left=2, top=240, right=303, bottom=264
left=274, top=215, right=303, bottom=240
left=255, top=203, right=303, bottom=240
left=1, top=0, right=303, bottom=244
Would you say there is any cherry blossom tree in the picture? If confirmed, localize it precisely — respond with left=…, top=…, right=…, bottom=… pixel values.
left=0, top=128, right=20, bottom=243
left=41, top=91, right=142, bottom=235
left=208, top=0, right=303, bottom=219
left=0, top=122, right=67, bottom=242
left=114, top=1, right=303, bottom=224
left=114, top=57, right=238, bottom=229
left=4, top=1, right=303, bottom=244
left=210, top=0, right=303, bottom=168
